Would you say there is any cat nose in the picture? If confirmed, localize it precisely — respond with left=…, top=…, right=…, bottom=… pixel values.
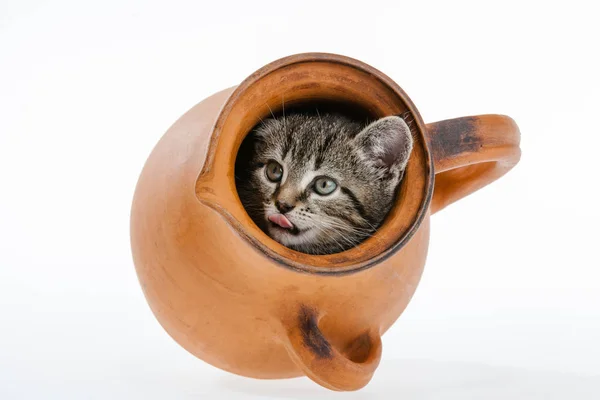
left=275, top=200, right=294, bottom=214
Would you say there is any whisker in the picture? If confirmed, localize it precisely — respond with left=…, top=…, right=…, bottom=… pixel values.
left=265, top=103, right=276, bottom=119
left=302, top=213, right=376, bottom=252
left=312, top=224, right=347, bottom=253
left=281, top=95, right=287, bottom=137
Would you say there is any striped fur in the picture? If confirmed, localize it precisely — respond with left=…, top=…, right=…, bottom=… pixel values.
left=236, top=112, right=412, bottom=255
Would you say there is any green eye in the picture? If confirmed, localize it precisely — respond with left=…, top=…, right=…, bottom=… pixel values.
left=314, top=177, right=337, bottom=195
left=265, top=161, right=283, bottom=182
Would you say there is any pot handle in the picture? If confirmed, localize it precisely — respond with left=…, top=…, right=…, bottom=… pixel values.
left=283, top=306, right=382, bottom=391
left=425, top=114, right=521, bottom=214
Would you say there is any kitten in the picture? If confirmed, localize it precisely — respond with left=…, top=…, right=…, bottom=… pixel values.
left=236, top=112, right=413, bottom=255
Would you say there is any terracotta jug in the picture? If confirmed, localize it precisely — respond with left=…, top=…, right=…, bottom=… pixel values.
left=130, top=53, right=521, bottom=391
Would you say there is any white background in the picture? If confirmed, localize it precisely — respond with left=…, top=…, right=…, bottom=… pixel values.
left=1, top=0, right=599, bottom=398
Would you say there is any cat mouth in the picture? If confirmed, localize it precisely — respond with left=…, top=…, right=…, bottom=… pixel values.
left=267, top=214, right=303, bottom=235
left=268, top=214, right=294, bottom=229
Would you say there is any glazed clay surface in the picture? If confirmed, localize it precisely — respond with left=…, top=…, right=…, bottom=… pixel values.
left=130, top=53, right=520, bottom=391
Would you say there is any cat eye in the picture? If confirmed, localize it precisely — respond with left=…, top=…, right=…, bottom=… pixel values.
left=313, top=177, right=337, bottom=195
left=265, top=161, right=283, bottom=182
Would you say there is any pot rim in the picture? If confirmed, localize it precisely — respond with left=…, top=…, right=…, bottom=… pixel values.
left=195, top=52, right=434, bottom=275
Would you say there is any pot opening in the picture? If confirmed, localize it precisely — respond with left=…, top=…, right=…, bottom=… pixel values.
left=199, top=54, right=432, bottom=273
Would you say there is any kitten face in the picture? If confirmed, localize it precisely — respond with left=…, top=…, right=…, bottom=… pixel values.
left=237, top=113, right=413, bottom=255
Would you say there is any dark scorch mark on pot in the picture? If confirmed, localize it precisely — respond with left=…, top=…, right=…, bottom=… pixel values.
left=429, top=116, right=480, bottom=162
left=298, top=305, right=332, bottom=359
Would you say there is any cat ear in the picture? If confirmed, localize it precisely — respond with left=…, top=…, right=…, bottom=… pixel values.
left=355, top=116, right=413, bottom=170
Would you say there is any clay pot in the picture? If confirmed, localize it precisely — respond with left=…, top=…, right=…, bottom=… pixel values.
left=130, top=53, right=520, bottom=391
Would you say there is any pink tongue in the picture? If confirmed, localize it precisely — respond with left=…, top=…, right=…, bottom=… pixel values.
left=268, top=214, right=294, bottom=229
